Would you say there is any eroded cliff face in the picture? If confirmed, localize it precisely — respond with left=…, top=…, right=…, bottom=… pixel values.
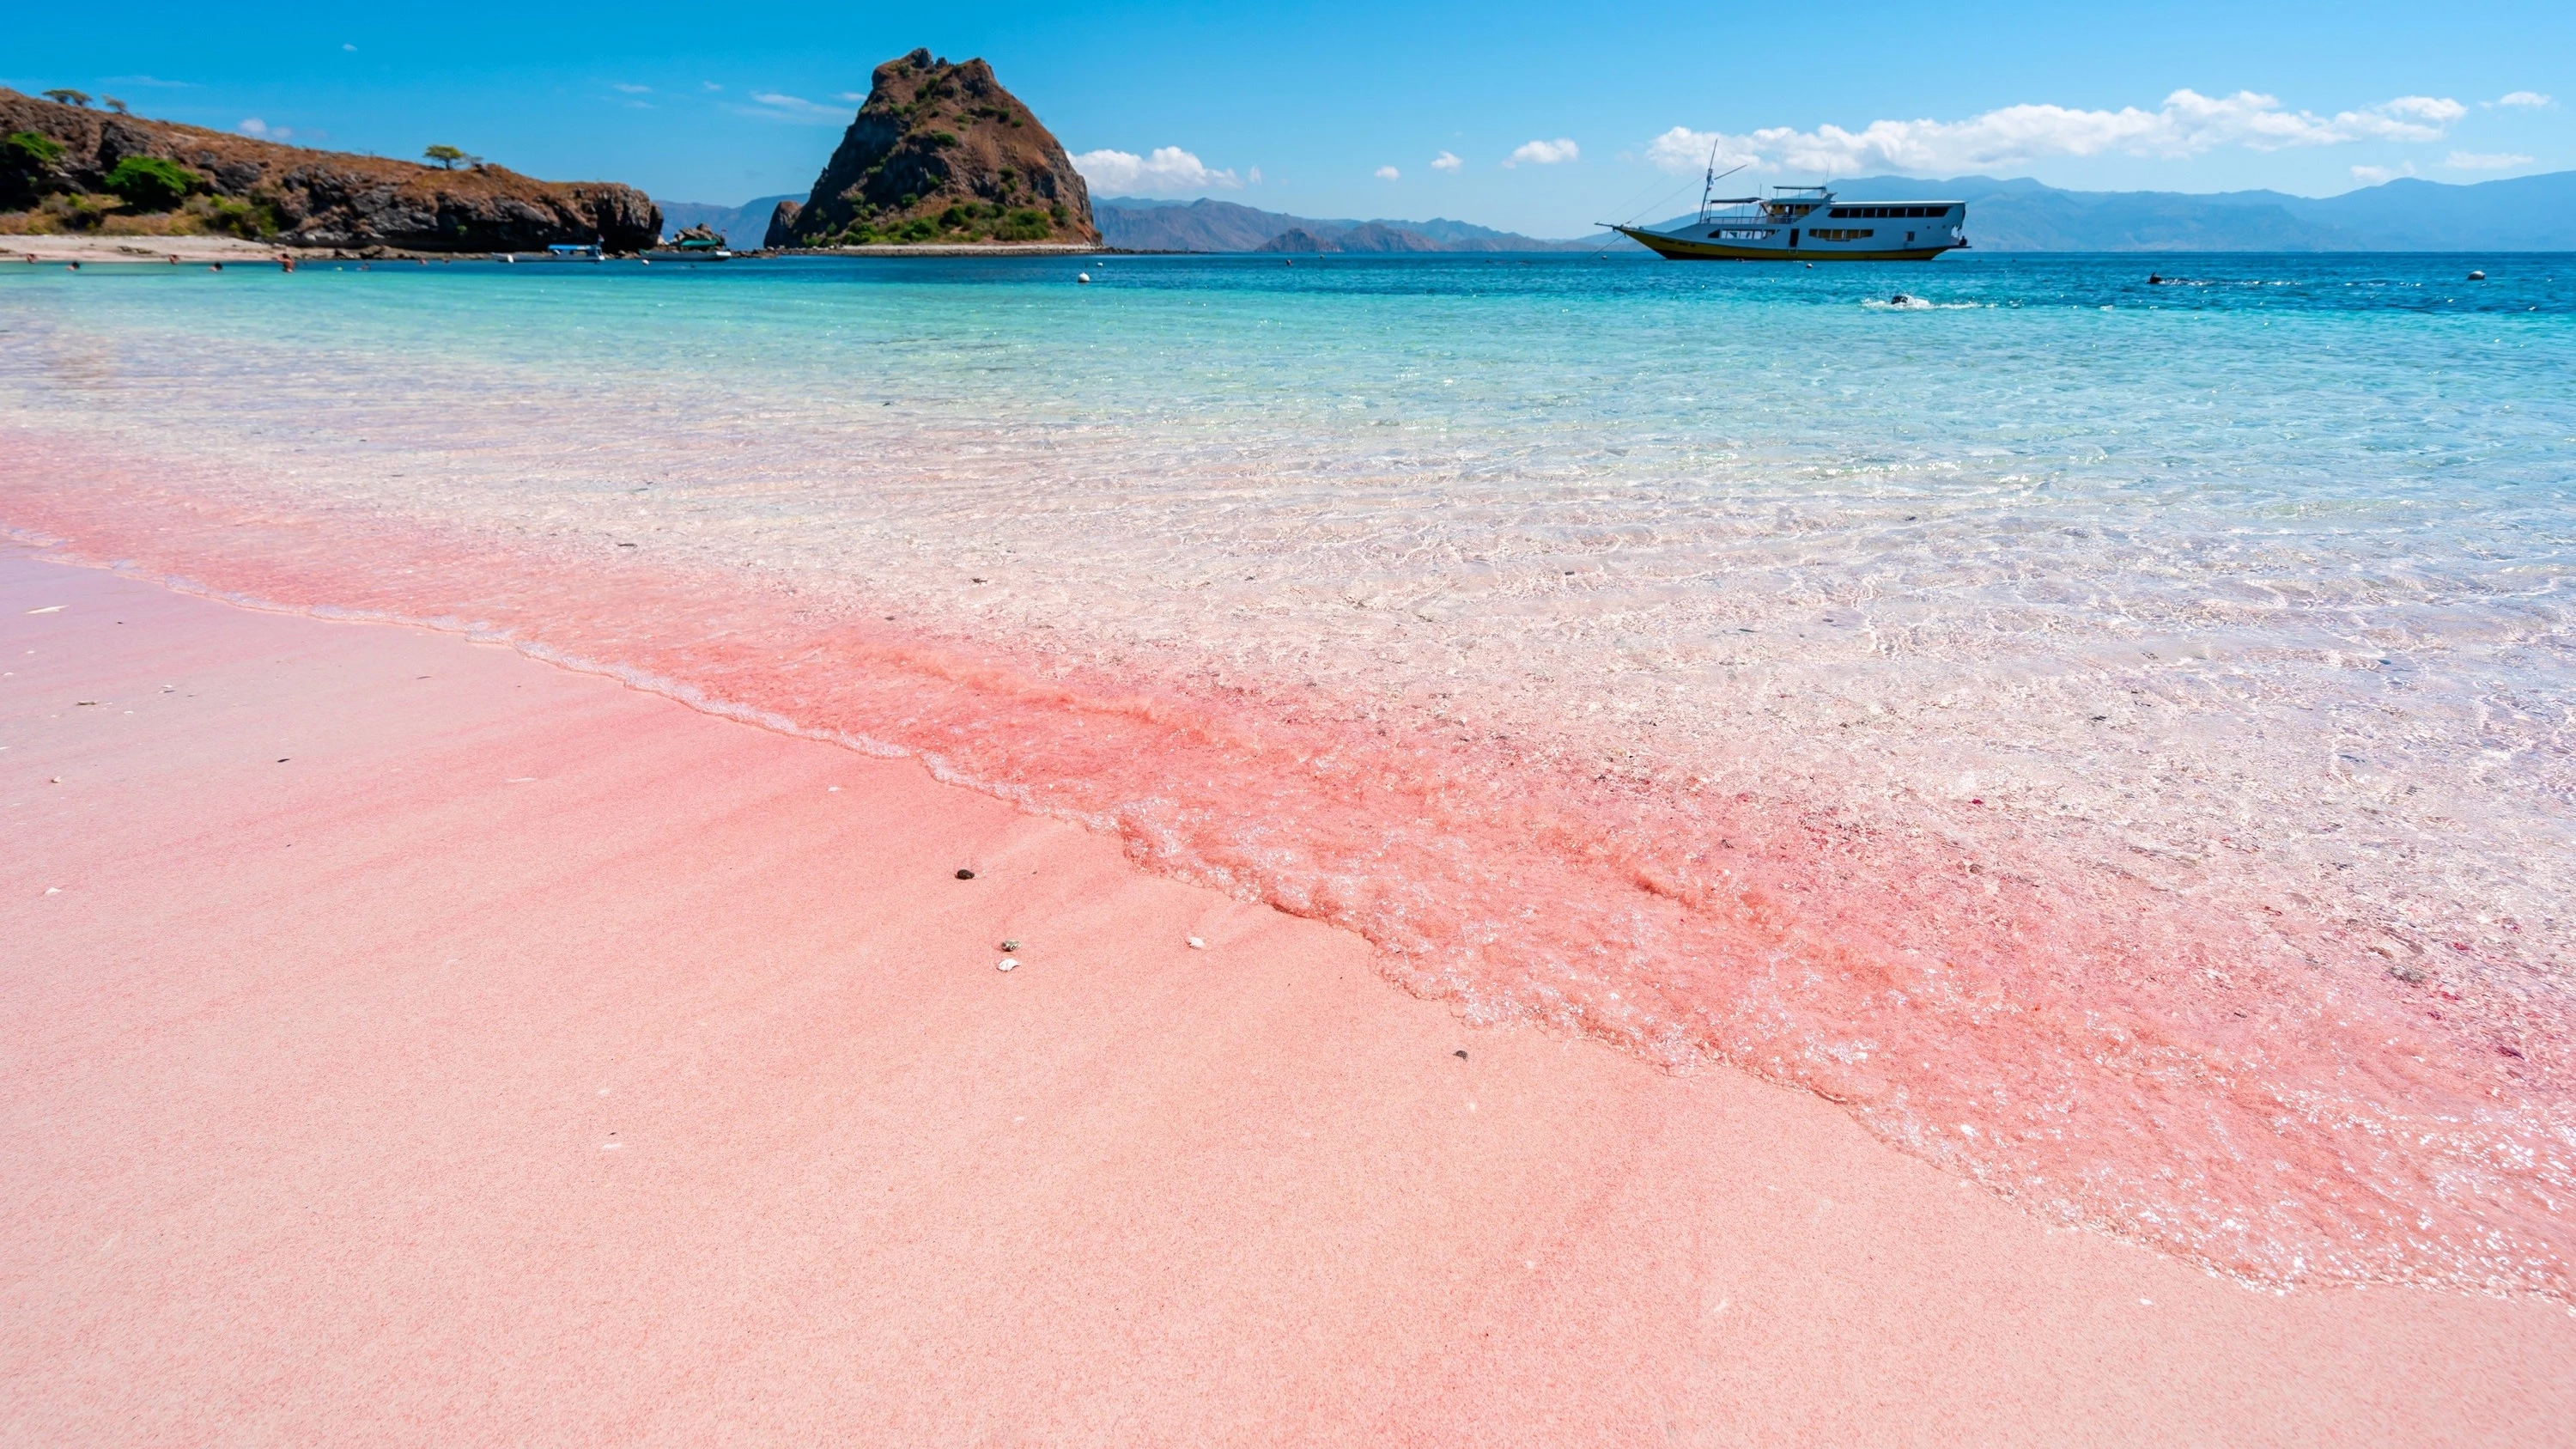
left=783, top=50, right=1098, bottom=247
left=0, top=89, right=659, bottom=251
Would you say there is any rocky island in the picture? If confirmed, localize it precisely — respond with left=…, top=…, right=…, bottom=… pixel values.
left=769, top=50, right=1097, bottom=249
left=0, top=88, right=659, bottom=253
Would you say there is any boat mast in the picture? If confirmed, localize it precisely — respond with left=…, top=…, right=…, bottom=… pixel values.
left=1697, top=149, right=1747, bottom=225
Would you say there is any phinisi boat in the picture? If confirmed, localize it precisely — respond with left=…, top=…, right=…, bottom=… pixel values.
left=1615, top=169, right=1968, bottom=261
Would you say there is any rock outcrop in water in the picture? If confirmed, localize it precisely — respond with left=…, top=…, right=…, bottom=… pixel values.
left=777, top=50, right=1097, bottom=247
left=0, top=88, right=659, bottom=252
left=762, top=199, right=803, bottom=248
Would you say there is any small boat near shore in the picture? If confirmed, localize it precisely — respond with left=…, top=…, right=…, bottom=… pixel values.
left=1617, top=181, right=1968, bottom=261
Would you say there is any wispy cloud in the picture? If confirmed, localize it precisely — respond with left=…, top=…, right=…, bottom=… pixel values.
left=2446, top=150, right=2534, bottom=170
left=1648, top=89, right=2466, bottom=176
left=239, top=117, right=291, bottom=140
left=835, top=92, right=866, bottom=102
left=1375, top=165, right=1400, bottom=180
left=1506, top=138, right=1579, bottom=167
left=611, top=82, right=651, bottom=94
left=2493, top=91, right=2553, bottom=109
left=2349, top=161, right=2418, bottom=185
left=105, top=75, right=192, bottom=88
left=1431, top=150, right=1462, bottom=173
left=1072, top=146, right=1243, bottom=194
left=743, top=92, right=847, bottom=124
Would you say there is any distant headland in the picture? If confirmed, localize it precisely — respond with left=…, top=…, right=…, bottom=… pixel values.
left=0, top=88, right=659, bottom=254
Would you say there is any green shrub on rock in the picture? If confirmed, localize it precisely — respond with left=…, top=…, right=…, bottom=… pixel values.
left=103, top=155, right=199, bottom=212
left=2, top=130, right=68, bottom=207
left=997, top=209, right=1052, bottom=241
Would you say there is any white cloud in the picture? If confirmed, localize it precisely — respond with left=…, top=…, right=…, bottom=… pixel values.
left=1071, top=146, right=1243, bottom=195
left=612, top=82, right=651, bottom=94
left=2349, top=162, right=2418, bottom=185
left=1375, top=165, right=1400, bottom=180
left=835, top=92, right=866, bottom=102
left=1647, top=89, right=2467, bottom=177
left=744, top=92, right=847, bottom=124
left=238, top=117, right=295, bottom=140
left=1249, top=166, right=1263, bottom=185
left=2446, top=150, right=2534, bottom=170
left=702, top=82, right=723, bottom=93
left=1431, top=150, right=1463, bottom=173
left=341, top=43, right=355, bottom=52
left=2494, top=91, right=2552, bottom=109
left=1506, top=138, right=1579, bottom=167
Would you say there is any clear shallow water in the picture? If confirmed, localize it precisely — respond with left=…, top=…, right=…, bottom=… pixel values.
left=4, top=252, right=2573, bottom=1295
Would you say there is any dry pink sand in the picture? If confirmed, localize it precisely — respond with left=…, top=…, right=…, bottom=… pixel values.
left=3, top=548, right=2570, bottom=1447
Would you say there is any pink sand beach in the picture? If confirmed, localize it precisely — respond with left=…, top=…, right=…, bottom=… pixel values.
left=7, top=547, right=2572, bottom=1445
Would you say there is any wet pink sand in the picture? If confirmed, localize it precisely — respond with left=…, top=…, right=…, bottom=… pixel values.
left=5, top=551, right=2573, bottom=1444
left=8, top=441, right=2569, bottom=1303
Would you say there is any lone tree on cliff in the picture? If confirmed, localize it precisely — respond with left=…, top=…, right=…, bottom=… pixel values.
left=423, top=144, right=471, bottom=170
left=42, top=89, right=93, bottom=108
left=103, top=96, right=129, bottom=115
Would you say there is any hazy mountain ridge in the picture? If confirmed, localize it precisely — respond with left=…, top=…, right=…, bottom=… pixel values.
left=653, top=194, right=800, bottom=248
left=670, top=170, right=2576, bottom=256
left=1096, top=197, right=1601, bottom=253
left=1728, top=170, right=2576, bottom=251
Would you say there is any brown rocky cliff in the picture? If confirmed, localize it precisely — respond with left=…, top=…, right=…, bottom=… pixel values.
left=784, top=50, right=1097, bottom=247
left=0, top=89, right=659, bottom=252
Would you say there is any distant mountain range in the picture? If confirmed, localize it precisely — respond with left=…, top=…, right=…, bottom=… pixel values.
left=1812, top=170, right=2576, bottom=251
left=652, top=194, right=801, bottom=248
left=661, top=168, right=2576, bottom=254
left=1095, top=198, right=1602, bottom=253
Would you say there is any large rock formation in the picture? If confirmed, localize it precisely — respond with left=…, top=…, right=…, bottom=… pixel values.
left=0, top=89, right=659, bottom=251
left=781, top=50, right=1097, bottom=247
left=762, top=199, right=803, bottom=249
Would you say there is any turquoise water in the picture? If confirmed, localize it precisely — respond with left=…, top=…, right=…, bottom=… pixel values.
left=5, top=251, right=2573, bottom=1297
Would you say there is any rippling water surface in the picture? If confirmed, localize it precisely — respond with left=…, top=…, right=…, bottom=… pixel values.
left=5, top=251, right=2571, bottom=1295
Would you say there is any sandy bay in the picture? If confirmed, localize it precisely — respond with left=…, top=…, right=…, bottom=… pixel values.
left=4, top=547, right=2571, bottom=1446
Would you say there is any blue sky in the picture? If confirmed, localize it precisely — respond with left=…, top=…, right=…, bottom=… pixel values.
left=11, top=3, right=2569, bottom=235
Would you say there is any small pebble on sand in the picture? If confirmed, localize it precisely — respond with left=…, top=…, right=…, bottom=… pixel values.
left=956, top=868, right=976, bottom=880
left=997, top=957, right=1018, bottom=971
left=1187, top=936, right=1206, bottom=949
left=1000, top=939, right=1021, bottom=953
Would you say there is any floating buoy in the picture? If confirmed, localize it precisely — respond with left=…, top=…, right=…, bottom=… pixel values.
left=1077, top=271, right=1091, bottom=284
left=2468, top=270, right=2486, bottom=281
